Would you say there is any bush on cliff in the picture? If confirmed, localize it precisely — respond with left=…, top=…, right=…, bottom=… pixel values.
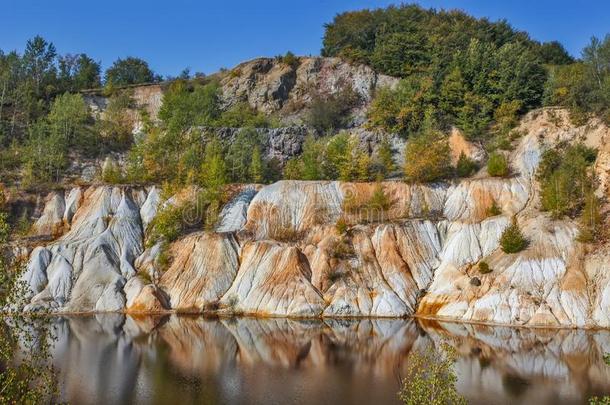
left=577, top=189, right=603, bottom=243
left=306, top=85, right=360, bottom=134
left=404, top=129, right=452, bottom=183
left=537, top=143, right=597, bottom=218
left=500, top=219, right=528, bottom=253
left=478, top=261, right=492, bottom=274
left=456, top=152, right=478, bottom=178
left=487, top=152, right=509, bottom=177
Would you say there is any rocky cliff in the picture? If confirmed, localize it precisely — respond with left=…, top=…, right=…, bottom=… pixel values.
left=12, top=108, right=610, bottom=328
left=84, top=56, right=397, bottom=127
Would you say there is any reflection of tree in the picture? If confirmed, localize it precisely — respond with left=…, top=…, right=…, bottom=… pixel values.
left=399, top=344, right=466, bottom=405
left=0, top=315, right=59, bottom=403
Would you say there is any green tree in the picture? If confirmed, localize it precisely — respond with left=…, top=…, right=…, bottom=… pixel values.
left=487, top=152, right=509, bottom=177
left=323, top=132, right=352, bottom=180
left=536, top=41, right=574, bottom=65
left=438, top=66, right=465, bottom=120
left=58, top=53, right=101, bottom=91
left=577, top=189, right=602, bottom=243
left=283, top=158, right=304, bottom=180
left=201, top=135, right=227, bottom=201
left=218, top=102, right=269, bottom=128
left=22, top=35, right=57, bottom=96
left=22, top=120, right=67, bottom=184
left=47, top=92, right=90, bottom=145
left=104, top=57, right=160, bottom=86
left=456, top=152, right=478, bottom=177
left=368, top=76, right=435, bottom=136
left=96, top=90, right=135, bottom=151
left=457, top=92, right=493, bottom=140
left=500, top=219, right=528, bottom=253
left=300, top=135, right=324, bottom=180
left=537, top=144, right=597, bottom=218
left=226, top=128, right=261, bottom=182
left=376, top=136, right=396, bottom=176
left=159, top=80, right=221, bottom=133
left=249, top=147, right=264, bottom=183
left=404, top=129, right=452, bottom=183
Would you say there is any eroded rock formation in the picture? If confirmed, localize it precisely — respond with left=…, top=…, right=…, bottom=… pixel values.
left=13, top=108, right=610, bottom=328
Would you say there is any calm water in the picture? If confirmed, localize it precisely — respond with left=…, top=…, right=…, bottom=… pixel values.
left=35, top=315, right=610, bottom=404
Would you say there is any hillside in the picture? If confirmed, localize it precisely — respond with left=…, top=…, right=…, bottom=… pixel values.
left=7, top=108, right=610, bottom=328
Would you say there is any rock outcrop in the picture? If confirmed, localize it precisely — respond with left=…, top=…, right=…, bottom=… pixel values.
left=14, top=108, right=610, bottom=328
left=220, top=57, right=398, bottom=120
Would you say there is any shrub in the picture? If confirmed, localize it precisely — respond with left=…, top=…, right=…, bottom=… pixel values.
left=328, top=271, right=344, bottom=283
left=487, top=199, right=502, bottom=217
left=101, top=158, right=123, bottom=184
left=147, top=204, right=184, bottom=245
left=478, top=261, right=492, bottom=274
left=218, top=102, right=269, bottom=128
left=343, top=182, right=392, bottom=223
left=500, top=219, right=528, bottom=253
left=487, top=152, right=509, bottom=177
left=376, top=136, right=396, bottom=177
left=404, top=129, right=452, bottom=183
left=276, top=51, right=299, bottom=68
left=96, top=90, right=135, bottom=152
left=283, top=158, right=304, bottom=180
left=456, top=152, right=478, bottom=177
left=590, top=396, right=610, bottom=405
left=368, top=183, right=392, bottom=212
left=538, top=144, right=597, bottom=218
left=306, top=85, right=359, bottom=133
left=577, top=190, right=603, bottom=243
left=335, top=217, right=348, bottom=234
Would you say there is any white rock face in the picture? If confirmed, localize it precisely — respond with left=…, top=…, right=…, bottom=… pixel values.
left=160, top=232, right=239, bottom=311
left=219, top=241, right=325, bottom=317
left=32, top=192, right=65, bottom=236
left=22, top=186, right=152, bottom=312
left=216, top=186, right=258, bottom=233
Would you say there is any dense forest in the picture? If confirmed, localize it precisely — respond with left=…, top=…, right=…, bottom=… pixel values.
left=323, top=4, right=609, bottom=139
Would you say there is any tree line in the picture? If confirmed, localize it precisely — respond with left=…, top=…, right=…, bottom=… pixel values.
left=323, top=4, right=609, bottom=142
left=0, top=35, right=160, bottom=147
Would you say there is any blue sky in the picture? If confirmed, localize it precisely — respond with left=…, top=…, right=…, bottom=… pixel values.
left=1, top=0, right=608, bottom=78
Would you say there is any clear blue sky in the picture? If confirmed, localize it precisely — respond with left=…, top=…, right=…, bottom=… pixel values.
left=1, top=0, right=608, bottom=78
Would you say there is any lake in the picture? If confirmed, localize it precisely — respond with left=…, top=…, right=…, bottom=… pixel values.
left=34, top=315, right=610, bottom=404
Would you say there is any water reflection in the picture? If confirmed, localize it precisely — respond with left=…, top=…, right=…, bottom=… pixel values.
left=42, top=315, right=610, bottom=405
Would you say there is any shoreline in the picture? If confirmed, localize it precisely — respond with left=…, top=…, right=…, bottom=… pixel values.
left=2, top=310, right=606, bottom=331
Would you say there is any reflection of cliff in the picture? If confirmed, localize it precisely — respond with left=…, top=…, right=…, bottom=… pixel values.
left=44, top=315, right=610, bottom=405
